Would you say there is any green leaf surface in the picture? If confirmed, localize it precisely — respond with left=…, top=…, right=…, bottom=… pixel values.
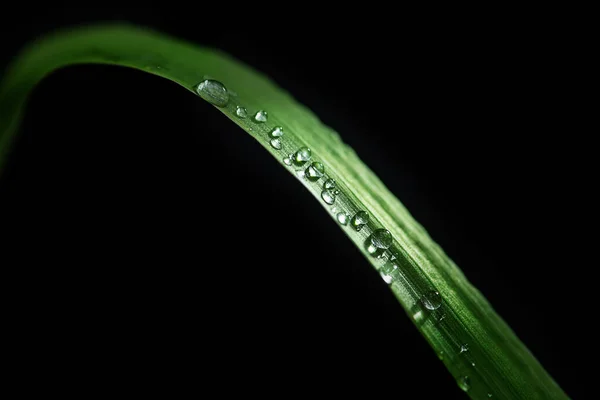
left=0, top=24, right=568, bottom=399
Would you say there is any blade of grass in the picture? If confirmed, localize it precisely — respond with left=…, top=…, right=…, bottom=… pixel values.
left=0, top=24, right=568, bottom=399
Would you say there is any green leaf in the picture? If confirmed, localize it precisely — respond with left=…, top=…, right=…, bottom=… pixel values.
left=0, top=24, right=568, bottom=399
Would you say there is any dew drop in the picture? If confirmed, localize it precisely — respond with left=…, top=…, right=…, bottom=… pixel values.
left=379, top=260, right=400, bottom=284
left=321, top=189, right=336, bottom=205
left=488, top=393, right=493, bottom=398
left=195, top=79, right=229, bottom=107
left=351, top=211, right=369, bottom=231
left=235, top=106, right=248, bottom=118
left=458, top=376, right=471, bottom=392
left=283, top=156, right=292, bottom=166
left=370, top=229, right=392, bottom=249
left=253, top=110, right=268, bottom=123
left=460, top=344, right=469, bottom=354
left=337, top=212, right=348, bottom=225
left=324, top=179, right=336, bottom=190
left=269, top=126, right=284, bottom=138
left=293, top=147, right=312, bottom=165
left=421, top=290, right=442, bottom=310
left=366, top=229, right=392, bottom=258
left=413, top=310, right=424, bottom=322
left=270, top=138, right=282, bottom=149
left=306, top=162, right=325, bottom=181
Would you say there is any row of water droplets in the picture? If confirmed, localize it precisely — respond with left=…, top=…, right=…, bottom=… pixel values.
left=195, top=78, right=493, bottom=398
left=379, top=240, right=489, bottom=396
left=195, top=79, right=341, bottom=205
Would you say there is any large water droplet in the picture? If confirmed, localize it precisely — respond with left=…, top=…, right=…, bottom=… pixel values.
left=321, top=190, right=336, bottom=205
left=294, top=147, right=312, bottom=165
left=235, top=106, right=247, bottom=118
left=421, top=290, right=442, bottom=310
left=458, top=376, right=471, bottom=392
left=196, top=79, right=229, bottom=107
left=366, top=229, right=392, bottom=258
left=253, top=110, right=268, bottom=123
left=324, top=179, right=336, bottom=190
left=270, top=138, right=282, bottom=149
left=337, top=212, right=348, bottom=225
left=306, top=162, right=325, bottom=181
left=351, top=211, right=369, bottom=231
left=269, top=127, right=284, bottom=138
left=371, top=229, right=392, bottom=249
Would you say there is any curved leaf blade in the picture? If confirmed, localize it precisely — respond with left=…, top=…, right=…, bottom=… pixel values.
left=0, top=24, right=568, bottom=399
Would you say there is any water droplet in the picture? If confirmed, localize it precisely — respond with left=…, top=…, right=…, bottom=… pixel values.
left=270, top=138, right=282, bottom=149
left=487, top=393, right=493, bottom=398
left=293, top=147, right=312, bottom=165
left=413, top=310, right=424, bottom=322
left=437, top=314, right=446, bottom=324
left=321, top=190, right=336, bottom=205
left=380, top=260, right=401, bottom=284
left=306, top=162, right=325, bottom=181
left=458, top=376, right=471, bottom=392
left=253, top=110, right=268, bottom=123
left=283, top=156, right=292, bottom=165
left=421, top=290, right=442, bottom=310
left=351, top=211, right=369, bottom=231
left=235, top=106, right=247, bottom=118
left=324, top=179, right=336, bottom=190
left=460, top=344, right=469, bottom=354
left=269, top=127, right=284, bottom=138
left=366, top=229, right=392, bottom=258
left=438, top=351, right=444, bottom=360
left=471, top=362, right=476, bottom=367
left=371, top=229, right=392, bottom=249
left=337, top=212, right=348, bottom=225
left=195, top=79, right=229, bottom=107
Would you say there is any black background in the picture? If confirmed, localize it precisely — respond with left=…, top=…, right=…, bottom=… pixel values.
left=0, top=4, right=594, bottom=398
